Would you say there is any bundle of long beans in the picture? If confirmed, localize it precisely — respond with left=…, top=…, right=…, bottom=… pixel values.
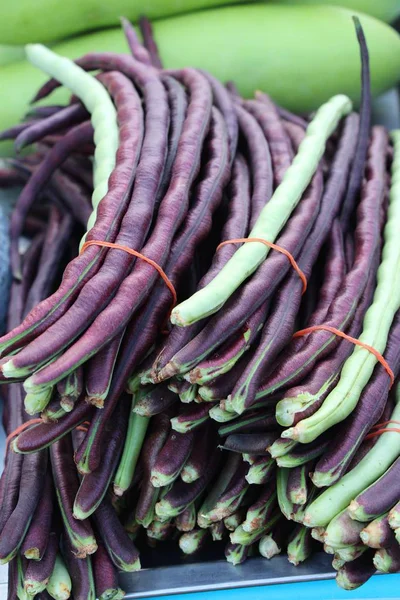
left=0, top=16, right=400, bottom=599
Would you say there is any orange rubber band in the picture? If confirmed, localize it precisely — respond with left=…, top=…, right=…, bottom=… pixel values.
left=5, top=418, right=43, bottom=450
left=217, top=237, right=307, bottom=294
left=76, top=420, right=91, bottom=433
left=293, top=325, right=395, bottom=388
left=81, top=240, right=177, bottom=311
left=370, top=420, right=400, bottom=430
left=6, top=419, right=92, bottom=450
left=366, top=428, right=400, bottom=440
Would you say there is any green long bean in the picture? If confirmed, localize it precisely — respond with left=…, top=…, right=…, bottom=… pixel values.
left=25, top=44, right=119, bottom=244
left=303, top=388, right=400, bottom=527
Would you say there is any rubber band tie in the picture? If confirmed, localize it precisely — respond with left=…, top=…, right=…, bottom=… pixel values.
left=80, top=240, right=177, bottom=313
left=293, top=325, right=394, bottom=387
left=217, top=238, right=307, bottom=294
left=366, top=428, right=400, bottom=440
left=366, top=420, right=400, bottom=440
left=6, top=419, right=92, bottom=450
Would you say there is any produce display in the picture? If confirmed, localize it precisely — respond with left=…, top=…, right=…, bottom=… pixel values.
left=0, top=6, right=399, bottom=600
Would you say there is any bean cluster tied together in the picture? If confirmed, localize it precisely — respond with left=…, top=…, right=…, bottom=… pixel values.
left=1, top=16, right=400, bottom=599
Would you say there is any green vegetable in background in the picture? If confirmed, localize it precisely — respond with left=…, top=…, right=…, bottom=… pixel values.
left=1, top=0, right=399, bottom=45
left=0, top=0, right=248, bottom=45
left=0, top=46, right=25, bottom=67
left=277, top=0, right=400, bottom=24
left=0, top=4, right=399, bottom=136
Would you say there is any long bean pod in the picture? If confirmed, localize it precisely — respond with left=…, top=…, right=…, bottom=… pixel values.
left=50, top=434, right=97, bottom=557
left=20, top=471, right=54, bottom=559
left=0, top=450, right=47, bottom=563
left=74, top=398, right=129, bottom=518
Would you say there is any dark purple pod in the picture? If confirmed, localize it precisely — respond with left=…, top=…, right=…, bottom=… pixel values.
left=221, top=433, right=278, bottom=455
left=139, top=16, right=163, bottom=68
left=185, top=301, right=269, bottom=386
left=85, top=339, right=120, bottom=408
left=0, top=386, right=24, bottom=534
left=200, top=70, right=238, bottom=164
left=94, top=500, right=141, bottom=572
left=179, top=528, right=209, bottom=555
left=133, top=384, right=178, bottom=417
left=9, top=120, right=93, bottom=279
left=286, top=463, right=309, bottom=506
left=336, top=550, right=375, bottom=590
left=24, top=532, right=58, bottom=595
left=156, top=74, right=188, bottom=208
left=147, top=519, right=175, bottom=542
left=181, top=426, right=216, bottom=483
left=373, top=543, right=400, bottom=573
left=198, top=352, right=253, bottom=402
left=235, top=103, right=273, bottom=227
left=205, top=460, right=250, bottom=522
left=156, top=452, right=221, bottom=518
left=121, top=16, right=153, bottom=64
left=245, top=93, right=293, bottom=188
left=50, top=434, right=97, bottom=557
left=135, top=413, right=171, bottom=526
left=74, top=398, right=129, bottom=520
left=16, top=65, right=211, bottom=387
left=151, top=430, right=194, bottom=488
left=21, top=471, right=54, bottom=559
left=246, top=456, right=276, bottom=485
left=218, top=409, right=277, bottom=437
left=349, top=457, right=400, bottom=522
left=0, top=120, right=34, bottom=141
left=0, top=449, right=47, bottom=563
left=41, top=394, right=67, bottom=423
left=170, top=403, right=210, bottom=433
left=175, top=503, right=197, bottom=532
left=225, top=542, right=249, bottom=565
left=93, top=540, right=124, bottom=600
left=14, top=104, right=88, bottom=153
left=50, top=170, right=91, bottom=227
left=7, top=556, right=18, bottom=600
left=63, top=536, right=96, bottom=600
left=151, top=151, right=251, bottom=383
left=13, top=399, right=93, bottom=453
left=340, top=17, right=371, bottom=230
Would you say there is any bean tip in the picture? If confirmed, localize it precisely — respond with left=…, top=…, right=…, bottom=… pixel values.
left=23, top=547, right=41, bottom=560
left=85, top=395, right=104, bottom=409
left=113, top=485, right=125, bottom=497
left=281, top=427, right=296, bottom=440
